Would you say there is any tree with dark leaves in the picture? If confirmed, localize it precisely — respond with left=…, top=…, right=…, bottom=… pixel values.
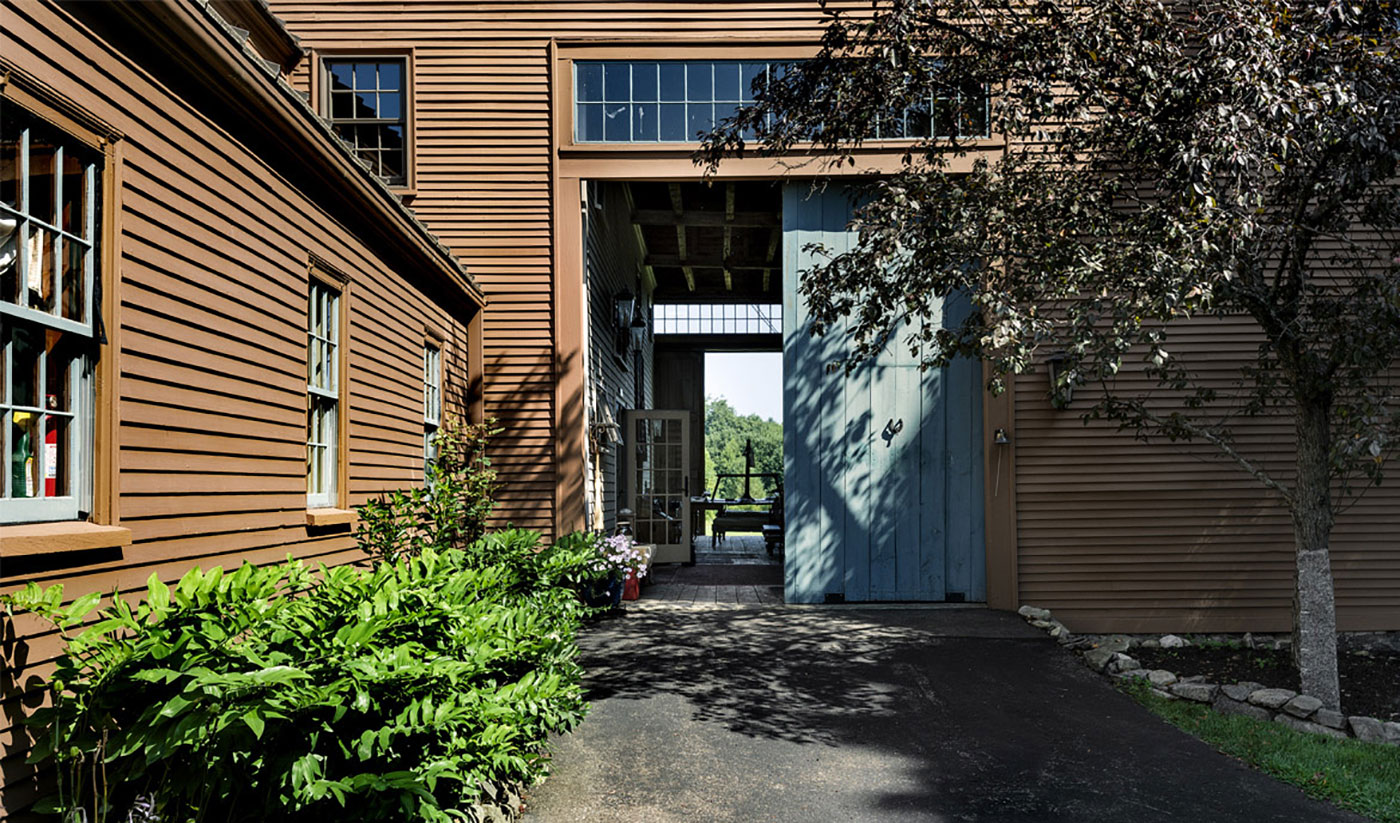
left=700, top=0, right=1400, bottom=711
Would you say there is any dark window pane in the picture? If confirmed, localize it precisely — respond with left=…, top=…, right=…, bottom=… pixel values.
left=353, top=63, right=376, bottom=91
left=633, top=103, right=658, bottom=141
left=963, top=86, right=989, bottom=137
left=741, top=63, right=766, bottom=102
left=29, top=229, right=56, bottom=313
left=660, top=63, right=686, bottom=101
left=61, top=238, right=83, bottom=322
left=357, top=124, right=383, bottom=150
left=46, top=331, right=73, bottom=412
left=576, top=63, right=603, bottom=102
left=907, top=100, right=932, bottom=138
left=60, top=152, right=85, bottom=235
left=0, top=126, right=18, bottom=209
left=331, top=91, right=354, bottom=119
left=29, top=138, right=56, bottom=225
left=329, top=62, right=353, bottom=91
left=382, top=124, right=404, bottom=150
left=687, top=103, right=712, bottom=140
left=740, top=104, right=760, bottom=143
left=714, top=62, right=740, bottom=101
left=381, top=149, right=404, bottom=180
left=633, top=63, right=658, bottom=101
left=379, top=61, right=402, bottom=91
left=603, top=63, right=630, bottom=102
left=577, top=103, right=604, bottom=141
left=686, top=62, right=712, bottom=101
left=354, top=91, right=378, bottom=118
left=660, top=103, right=686, bottom=141
left=933, top=94, right=955, bottom=138
left=714, top=101, right=740, bottom=129
left=379, top=91, right=401, bottom=120
left=603, top=103, right=631, bottom=141
left=10, top=323, right=40, bottom=408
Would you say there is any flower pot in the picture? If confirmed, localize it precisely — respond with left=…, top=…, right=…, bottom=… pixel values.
left=622, top=574, right=640, bottom=601
left=585, top=576, right=624, bottom=609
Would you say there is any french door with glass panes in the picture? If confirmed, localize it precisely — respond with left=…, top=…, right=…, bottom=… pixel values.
left=624, top=410, right=691, bottom=563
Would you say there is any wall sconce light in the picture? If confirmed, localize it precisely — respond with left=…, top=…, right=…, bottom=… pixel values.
left=629, top=299, right=649, bottom=349
left=1046, top=352, right=1075, bottom=409
left=614, top=291, right=637, bottom=332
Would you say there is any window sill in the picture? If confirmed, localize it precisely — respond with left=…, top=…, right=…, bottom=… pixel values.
left=0, top=522, right=133, bottom=557
left=306, top=508, right=357, bottom=528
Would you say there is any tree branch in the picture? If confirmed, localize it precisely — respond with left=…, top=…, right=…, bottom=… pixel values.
left=1127, top=404, right=1296, bottom=506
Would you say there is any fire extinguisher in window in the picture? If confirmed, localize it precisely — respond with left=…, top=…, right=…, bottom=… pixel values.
left=45, top=394, right=59, bottom=497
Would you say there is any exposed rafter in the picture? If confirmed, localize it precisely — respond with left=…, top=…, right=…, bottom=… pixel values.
left=623, top=183, right=656, bottom=291
left=723, top=183, right=734, bottom=291
left=646, top=253, right=767, bottom=271
left=668, top=183, right=694, bottom=291
left=630, top=209, right=777, bottom=228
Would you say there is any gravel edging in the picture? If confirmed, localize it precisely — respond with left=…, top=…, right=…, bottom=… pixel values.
left=1016, top=605, right=1400, bottom=747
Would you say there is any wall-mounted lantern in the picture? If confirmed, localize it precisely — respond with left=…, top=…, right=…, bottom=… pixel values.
left=613, top=290, right=638, bottom=357
left=629, top=296, right=649, bottom=350
left=1046, top=352, right=1075, bottom=409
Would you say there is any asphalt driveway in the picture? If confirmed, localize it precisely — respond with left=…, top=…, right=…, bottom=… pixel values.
left=524, top=603, right=1363, bottom=823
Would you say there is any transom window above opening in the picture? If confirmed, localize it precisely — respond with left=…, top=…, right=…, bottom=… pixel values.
left=573, top=60, right=989, bottom=144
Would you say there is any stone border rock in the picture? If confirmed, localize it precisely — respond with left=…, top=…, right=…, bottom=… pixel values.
left=1016, top=605, right=1400, bottom=747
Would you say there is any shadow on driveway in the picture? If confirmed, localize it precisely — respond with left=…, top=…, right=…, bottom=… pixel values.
left=525, top=606, right=1363, bottom=823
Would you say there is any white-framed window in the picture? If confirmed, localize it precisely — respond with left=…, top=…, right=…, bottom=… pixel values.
left=307, top=280, right=340, bottom=508
left=423, top=342, right=441, bottom=481
left=2, top=106, right=101, bottom=524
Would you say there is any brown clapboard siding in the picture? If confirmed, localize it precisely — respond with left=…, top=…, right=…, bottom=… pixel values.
left=1011, top=310, right=1400, bottom=634
left=1, top=0, right=482, bottom=814
left=265, top=0, right=1400, bottom=626
left=269, top=0, right=841, bottom=537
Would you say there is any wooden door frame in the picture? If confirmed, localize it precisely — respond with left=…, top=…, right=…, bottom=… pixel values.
left=622, top=408, right=692, bottom=563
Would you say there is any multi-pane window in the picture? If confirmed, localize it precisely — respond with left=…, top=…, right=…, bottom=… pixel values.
left=422, top=343, right=441, bottom=481
left=307, top=281, right=340, bottom=508
left=323, top=58, right=408, bottom=186
left=1, top=106, right=100, bottom=524
left=573, top=60, right=988, bottom=143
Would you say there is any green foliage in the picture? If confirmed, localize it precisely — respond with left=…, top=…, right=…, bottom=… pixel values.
left=704, top=397, right=782, bottom=500
left=357, top=418, right=501, bottom=564
left=700, top=0, right=1400, bottom=494
left=1, top=531, right=596, bottom=823
left=701, top=0, right=1400, bottom=705
left=1123, top=681, right=1400, bottom=822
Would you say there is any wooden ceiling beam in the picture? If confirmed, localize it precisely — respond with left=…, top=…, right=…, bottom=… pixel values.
left=622, top=183, right=656, bottom=291
left=667, top=183, right=693, bottom=291
left=647, top=254, right=769, bottom=272
left=630, top=209, right=778, bottom=228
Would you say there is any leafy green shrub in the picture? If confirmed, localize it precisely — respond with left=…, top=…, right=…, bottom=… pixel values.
left=3, top=541, right=589, bottom=823
left=356, top=418, right=501, bottom=564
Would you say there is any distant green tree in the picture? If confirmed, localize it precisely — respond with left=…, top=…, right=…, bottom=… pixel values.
left=704, top=397, right=783, bottom=501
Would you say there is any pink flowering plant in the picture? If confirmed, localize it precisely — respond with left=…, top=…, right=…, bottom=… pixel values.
left=589, top=533, right=648, bottom=583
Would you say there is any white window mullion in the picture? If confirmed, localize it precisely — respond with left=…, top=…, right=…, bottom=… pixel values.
left=307, top=280, right=341, bottom=508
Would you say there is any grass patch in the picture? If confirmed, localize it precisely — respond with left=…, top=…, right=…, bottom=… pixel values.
left=1122, top=681, right=1400, bottom=822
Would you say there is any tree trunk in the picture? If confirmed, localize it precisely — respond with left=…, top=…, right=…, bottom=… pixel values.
left=1290, top=395, right=1341, bottom=712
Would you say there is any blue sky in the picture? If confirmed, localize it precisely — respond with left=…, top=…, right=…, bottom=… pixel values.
left=705, top=352, right=783, bottom=423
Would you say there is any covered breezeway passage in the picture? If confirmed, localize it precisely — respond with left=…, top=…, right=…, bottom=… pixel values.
left=584, top=180, right=986, bottom=603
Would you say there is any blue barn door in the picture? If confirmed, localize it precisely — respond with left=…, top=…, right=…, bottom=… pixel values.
left=783, top=183, right=986, bottom=603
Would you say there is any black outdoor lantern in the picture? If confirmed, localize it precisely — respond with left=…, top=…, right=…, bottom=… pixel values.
left=1046, top=352, right=1075, bottom=409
